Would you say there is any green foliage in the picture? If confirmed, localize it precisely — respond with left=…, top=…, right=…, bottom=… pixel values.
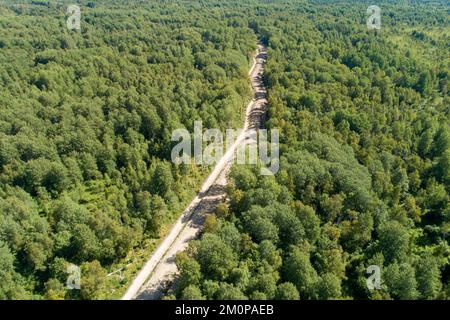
left=0, top=241, right=30, bottom=299
left=176, top=252, right=202, bottom=294
left=283, top=247, right=319, bottom=299
left=174, top=0, right=449, bottom=301
left=181, top=285, right=205, bottom=300
left=415, top=253, right=442, bottom=299
left=316, top=273, right=342, bottom=300
left=79, top=260, right=107, bottom=300
left=378, top=221, right=410, bottom=264
left=1, top=0, right=448, bottom=301
left=384, top=263, right=419, bottom=300
left=275, top=282, right=300, bottom=300
left=0, top=0, right=255, bottom=298
left=196, top=234, right=238, bottom=281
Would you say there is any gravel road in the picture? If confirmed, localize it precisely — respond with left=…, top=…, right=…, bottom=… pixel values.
left=122, top=43, right=268, bottom=300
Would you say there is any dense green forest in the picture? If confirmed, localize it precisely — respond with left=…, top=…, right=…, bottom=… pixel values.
left=0, top=0, right=255, bottom=299
left=172, top=1, right=450, bottom=300
left=0, top=0, right=448, bottom=300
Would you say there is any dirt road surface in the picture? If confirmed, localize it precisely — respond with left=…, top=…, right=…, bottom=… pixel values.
left=122, top=43, right=268, bottom=300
